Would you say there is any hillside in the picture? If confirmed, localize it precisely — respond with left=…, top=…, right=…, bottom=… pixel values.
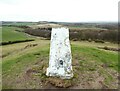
left=1, top=22, right=119, bottom=89
left=2, top=38, right=118, bottom=89
left=1, top=26, right=34, bottom=45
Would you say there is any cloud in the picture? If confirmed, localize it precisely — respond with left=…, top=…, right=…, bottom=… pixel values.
left=0, top=0, right=119, bottom=22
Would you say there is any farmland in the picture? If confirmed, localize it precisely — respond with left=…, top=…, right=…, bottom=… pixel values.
left=1, top=26, right=34, bottom=45
left=1, top=21, right=119, bottom=89
left=24, top=22, right=118, bottom=43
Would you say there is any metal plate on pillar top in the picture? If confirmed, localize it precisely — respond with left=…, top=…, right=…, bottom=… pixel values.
left=46, top=27, right=73, bottom=79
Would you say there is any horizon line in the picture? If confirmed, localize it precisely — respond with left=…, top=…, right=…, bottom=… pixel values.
left=1, top=20, right=118, bottom=23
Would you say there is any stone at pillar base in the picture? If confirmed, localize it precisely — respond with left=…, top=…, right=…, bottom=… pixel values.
left=46, top=67, right=73, bottom=79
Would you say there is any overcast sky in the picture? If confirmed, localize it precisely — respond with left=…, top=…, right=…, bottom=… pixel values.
left=0, top=0, right=119, bottom=22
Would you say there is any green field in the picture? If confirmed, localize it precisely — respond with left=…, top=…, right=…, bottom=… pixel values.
left=2, top=22, right=37, bottom=26
left=2, top=26, right=33, bottom=43
left=2, top=38, right=118, bottom=89
left=1, top=24, right=119, bottom=89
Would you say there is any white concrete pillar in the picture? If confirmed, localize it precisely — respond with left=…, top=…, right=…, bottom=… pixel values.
left=46, top=27, right=73, bottom=79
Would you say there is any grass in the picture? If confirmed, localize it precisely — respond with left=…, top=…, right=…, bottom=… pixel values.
left=1, top=22, right=118, bottom=89
left=2, top=26, right=33, bottom=43
left=2, top=39, right=118, bottom=89
left=2, top=22, right=37, bottom=26
left=72, top=44, right=118, bottom=70
left=2, top=39, right=49, bottom=89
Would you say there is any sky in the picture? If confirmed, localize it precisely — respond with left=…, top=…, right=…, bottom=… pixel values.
left=0, top=0, right=119, bottom=22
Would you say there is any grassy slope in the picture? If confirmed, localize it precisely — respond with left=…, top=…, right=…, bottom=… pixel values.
left=2, top=26, right=32, bottom=42
left=2, top=39, right=118, bottom=89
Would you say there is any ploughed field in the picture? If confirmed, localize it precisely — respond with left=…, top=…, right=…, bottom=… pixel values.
left=1, top=23, right=119, bottom=89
